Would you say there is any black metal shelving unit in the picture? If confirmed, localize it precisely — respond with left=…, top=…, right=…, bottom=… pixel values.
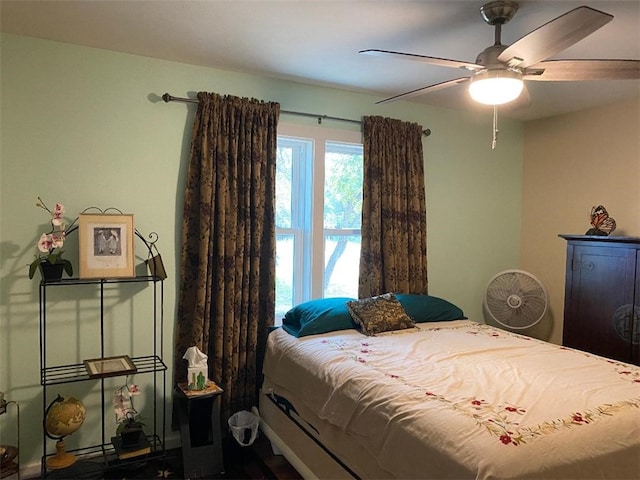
left=39, top=275, right=166, bottom=478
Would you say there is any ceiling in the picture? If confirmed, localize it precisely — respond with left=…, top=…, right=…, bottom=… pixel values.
left=2, top=0, right=639, bottom=121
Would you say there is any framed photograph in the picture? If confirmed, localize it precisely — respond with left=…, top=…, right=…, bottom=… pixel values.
left=79, top=213, right=135, bottom=278
left=84, top=355, right=137, bottom=379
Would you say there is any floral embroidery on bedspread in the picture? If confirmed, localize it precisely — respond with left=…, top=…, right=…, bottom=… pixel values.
left=422, top=390, right=640, bottom=446
left=560, top=348, right=640, bottom=384
left=615, top=365, right=640, bottom=384
left=318, top=323, right=640, bottom=446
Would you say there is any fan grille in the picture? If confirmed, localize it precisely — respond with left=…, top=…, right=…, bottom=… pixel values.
left=484, top=270, right=548, bottom=329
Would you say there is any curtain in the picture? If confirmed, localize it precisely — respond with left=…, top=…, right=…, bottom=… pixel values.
left=174, top=92, right=280, bottom=421
left=359, top=115, right=428, bottom=298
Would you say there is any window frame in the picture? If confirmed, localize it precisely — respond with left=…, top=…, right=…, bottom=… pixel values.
left=276, top=122, right=363, bottom=315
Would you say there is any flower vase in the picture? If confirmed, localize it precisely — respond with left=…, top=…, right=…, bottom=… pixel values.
left=40, top=261, right=64, bottom=281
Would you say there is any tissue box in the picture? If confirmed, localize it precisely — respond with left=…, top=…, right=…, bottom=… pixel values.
left=187, top=366, right=208, bottom=391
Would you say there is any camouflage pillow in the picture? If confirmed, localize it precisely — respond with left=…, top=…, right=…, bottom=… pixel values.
left=347, top=293, right=415, bottom=336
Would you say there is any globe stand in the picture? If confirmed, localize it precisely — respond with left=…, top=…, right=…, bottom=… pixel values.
left=43, top=395, right=86, bottom=474
left=46, top=438, right=76, bottom=469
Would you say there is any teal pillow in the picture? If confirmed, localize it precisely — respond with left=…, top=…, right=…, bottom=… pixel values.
left=282, top=297, right=357, bottom=338
left=395, top=294, right=466, bottom=323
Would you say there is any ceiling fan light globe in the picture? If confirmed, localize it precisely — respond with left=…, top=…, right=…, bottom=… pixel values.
left=468, top=70, right=524, bottom=105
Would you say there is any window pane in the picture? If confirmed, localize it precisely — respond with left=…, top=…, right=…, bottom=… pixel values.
left=324, top=234, right=361, bottom=298
left=276, top=234, right=294, bottom=320
left=276, top=144, right=293, bottom=229
left=324, top=142, right=363, bottom=229
left=277, top=137, right=312, bottom=230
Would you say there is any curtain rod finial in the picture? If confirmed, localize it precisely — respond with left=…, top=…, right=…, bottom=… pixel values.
left=162, top=93, right=172, bottom=103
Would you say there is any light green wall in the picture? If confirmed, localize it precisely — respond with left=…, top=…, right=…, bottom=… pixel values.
left=0, top=33, right=523, bottom=470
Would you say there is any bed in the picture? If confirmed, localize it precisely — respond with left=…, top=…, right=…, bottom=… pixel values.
left=258, top=294, right=640, bottom=479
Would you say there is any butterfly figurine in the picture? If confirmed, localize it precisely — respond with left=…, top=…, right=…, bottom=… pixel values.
left=585, top=205, right=616, bottom=236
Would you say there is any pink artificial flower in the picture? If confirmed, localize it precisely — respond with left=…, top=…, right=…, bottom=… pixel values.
left=51, top=231, right=65, bottom=249
left=38, top=234, right=53, bottom=253
left=51, top=203, right=65, bottom=226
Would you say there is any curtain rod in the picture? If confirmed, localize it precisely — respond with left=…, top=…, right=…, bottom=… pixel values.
left=161, top=93, right=431, bottom=137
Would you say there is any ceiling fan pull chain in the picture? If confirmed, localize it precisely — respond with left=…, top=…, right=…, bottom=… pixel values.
left=492, top=105, right=499, bottom=149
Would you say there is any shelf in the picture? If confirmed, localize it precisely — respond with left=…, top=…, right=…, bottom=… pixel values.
left=42, top=434, right=164, bottom=471
left=40, top=275, right=162, bottom=286
left=41, top=355, right=167, bottom=386
left=39, top=273, right=166, bottom=477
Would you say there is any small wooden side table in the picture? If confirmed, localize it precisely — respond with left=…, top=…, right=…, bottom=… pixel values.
left=174, top=381, right=224, bottom=479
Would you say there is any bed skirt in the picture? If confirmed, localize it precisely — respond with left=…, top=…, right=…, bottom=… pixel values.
left=258, top=378, right=397, bottom=479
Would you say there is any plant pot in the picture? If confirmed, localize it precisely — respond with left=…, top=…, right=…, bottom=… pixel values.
left=120, top=426, right=144, bottom=448
left=40, top=262, right=65, bottom=281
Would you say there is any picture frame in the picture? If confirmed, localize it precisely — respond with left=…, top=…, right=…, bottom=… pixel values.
left=79, top=213, right=135, bottom=278
left=84, top=355, right=137, bottom=379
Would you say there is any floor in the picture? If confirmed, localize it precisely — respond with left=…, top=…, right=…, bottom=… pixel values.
left=226, top=434, right=302, bottom=480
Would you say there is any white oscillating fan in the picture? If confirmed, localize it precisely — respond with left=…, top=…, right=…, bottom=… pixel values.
left=484, top=269, right=548, bottom=329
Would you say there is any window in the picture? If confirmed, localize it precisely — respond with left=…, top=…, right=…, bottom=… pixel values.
left=275, top=124, right=363, bottom=321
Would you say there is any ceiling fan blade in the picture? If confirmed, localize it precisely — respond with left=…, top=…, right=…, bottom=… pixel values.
left=360, top=49, right=483, bottom=72
left=498, top=6, right=613, bottom=69
left=524, top=59, right=640, bottom=81
left=375, top=77, right=470, bottom=105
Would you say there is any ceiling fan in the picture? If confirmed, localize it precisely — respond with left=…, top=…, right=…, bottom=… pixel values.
left=360, top=1, right=640, bottom=106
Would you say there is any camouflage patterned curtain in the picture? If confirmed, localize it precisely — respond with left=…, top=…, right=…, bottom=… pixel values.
left=174, top=92, right=279, bottom=421
left=359, top=115, right=428, bottom=298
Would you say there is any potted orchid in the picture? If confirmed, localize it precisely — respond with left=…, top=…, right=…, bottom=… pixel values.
left=28, top=197, right=75, bottom=280
left=114, top=384, right=146, bottom=448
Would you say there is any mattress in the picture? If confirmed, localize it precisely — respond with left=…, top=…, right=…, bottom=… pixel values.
left=261, top=320, right=640, bottom=479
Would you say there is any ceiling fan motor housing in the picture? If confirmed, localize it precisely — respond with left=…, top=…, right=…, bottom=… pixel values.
left=480, top=1, right=519, bottom=26
left=475, top=44, right=511, bottom=69
left=470, top=43, right=524, bottom=105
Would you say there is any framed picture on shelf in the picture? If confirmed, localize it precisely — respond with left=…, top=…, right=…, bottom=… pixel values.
left=79, top=213, right=135, bottom=278
left=84, top=355, right=137, bottom=379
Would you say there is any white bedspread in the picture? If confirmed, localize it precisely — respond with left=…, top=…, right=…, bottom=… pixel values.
left=263, top=320, right=640, bottom=479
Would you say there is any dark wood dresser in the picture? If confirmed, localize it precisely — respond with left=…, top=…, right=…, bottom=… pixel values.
left=560, top=235, right=640, bottom=365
